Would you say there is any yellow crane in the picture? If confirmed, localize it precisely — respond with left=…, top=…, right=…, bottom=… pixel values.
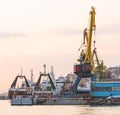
left=78, top=6, right=96, bottom=72
left=84, top=6, right=96, bottom=71
left=78, top=6, right=106, bottom=80
left=73, top=6, right=98, bottom=94
left=92, top=47, right=106, bottom=81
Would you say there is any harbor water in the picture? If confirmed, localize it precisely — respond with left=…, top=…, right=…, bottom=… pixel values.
left=0, top=100, right=120, bottom=115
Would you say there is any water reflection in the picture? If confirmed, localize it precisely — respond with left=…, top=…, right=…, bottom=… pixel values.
left=0, top=100, right=120, bottom=115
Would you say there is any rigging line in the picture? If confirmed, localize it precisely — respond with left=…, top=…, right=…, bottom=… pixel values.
left=78, top=42, right=84, bottom=51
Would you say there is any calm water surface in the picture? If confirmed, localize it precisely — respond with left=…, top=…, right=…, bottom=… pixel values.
left=0, top=100, right=120, bottom=115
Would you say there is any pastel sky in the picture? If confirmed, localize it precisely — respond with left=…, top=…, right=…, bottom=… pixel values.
left=0, top=0, right=120, bottom=92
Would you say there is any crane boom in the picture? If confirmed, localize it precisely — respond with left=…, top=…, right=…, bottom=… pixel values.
left=83, top=6, right=96, bottom=71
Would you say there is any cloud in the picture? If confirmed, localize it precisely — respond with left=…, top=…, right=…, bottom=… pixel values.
left=97, top=23, right=120, bottom=35
left=52, top=28, right=82, bottom=36
left=0, top=32, right=27, bottom=39
left=52, top=23, right=120, bottom=36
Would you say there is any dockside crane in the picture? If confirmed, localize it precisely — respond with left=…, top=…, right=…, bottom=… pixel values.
left=73, top=6, right=106, bottom=95
left=78, top=6, right=96, bottom=71
left=73, top=6, right=96, bottom=95
left=93, top=47, right=106, bottom=81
